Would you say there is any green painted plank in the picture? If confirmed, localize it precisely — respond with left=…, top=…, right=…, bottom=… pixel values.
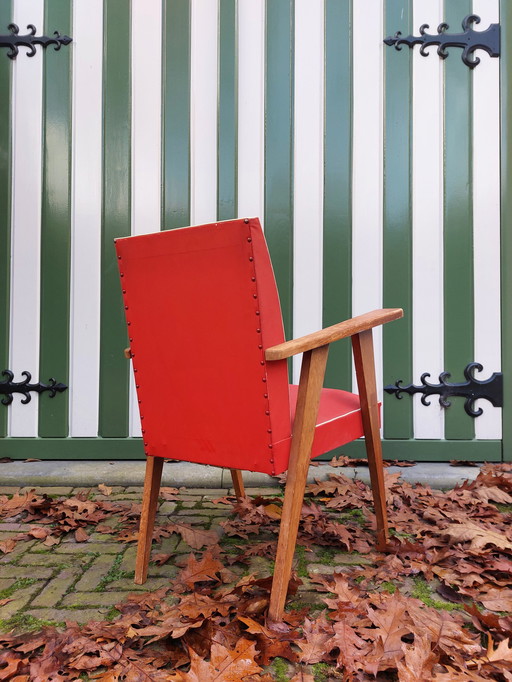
left=38, top=0, right=72, bottom=437
left=443, top=0, right=474, bottom=440
left=0, top=1, right=12, bottom=437
left=264, top=0, right=294, bottom=342
left=162, top=0, right=190, bottom=229
left=98, top=0, right=131, bottom=437
left=501, top=0, right=512, bottom=461
left=315, top=439, right=501, bottom=462
left=217, top=0, right=237, bottom=220
left=382, top=0, right=413, bottom=438
left=0, top=437, right=500, bottom=461
left=323, top=0, right=352, bottom=390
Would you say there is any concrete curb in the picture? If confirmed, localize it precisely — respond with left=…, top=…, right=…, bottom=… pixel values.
left=0, top=460, right=481, bottom=490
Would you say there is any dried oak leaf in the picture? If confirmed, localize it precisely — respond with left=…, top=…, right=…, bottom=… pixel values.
left=0, top=538, right=16, bottom=554
left=98, top=483, right=113, bottom=496
left=166, top=522, right=219, bottom=549
left=295, top=614, right=334, bottom=665
left=177, top=549, right=224, bottom=588
left=328, top=620, right=368, bottom=672
left=443, top=521, right=512, bottom=551
left=75, top=527, right=89, bottom=543
left=479, top=588, right=512, bottom=613
left=238, top=615, right=298, bottom=665
left=178, top=638, right=262, bottom=681
left=395, top=634, right=438, bottom=682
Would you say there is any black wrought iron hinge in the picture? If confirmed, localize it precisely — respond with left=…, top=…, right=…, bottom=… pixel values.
left=0, top=370, right=67, bottom=405
left=0, top=23, right=72, bottom=60
left=384, top=363, right=503, bottom=418
left=384, top=14, right=500, bottom=69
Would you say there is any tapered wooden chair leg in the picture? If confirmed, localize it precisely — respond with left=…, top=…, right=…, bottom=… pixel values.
left=352, top=330, right=389, bottom=551
left=135, top=455, right=164, bottom=584
left=230, top=469, right=245, bottom=500
left=268, top=346, right=329, bottom=623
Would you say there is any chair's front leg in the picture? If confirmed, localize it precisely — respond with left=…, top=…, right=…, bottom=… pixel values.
left=135, top=455, right=164, bottom=584
left=352, top=329, right=389, bottom=551
left=268, top=345, right=329, bottom=623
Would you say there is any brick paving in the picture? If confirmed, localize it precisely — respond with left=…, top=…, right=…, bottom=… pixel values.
left=0, top=485, right=325, bottom=631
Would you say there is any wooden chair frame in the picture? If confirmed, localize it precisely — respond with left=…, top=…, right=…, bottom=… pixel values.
left=134, top=308, right=402, bottom=623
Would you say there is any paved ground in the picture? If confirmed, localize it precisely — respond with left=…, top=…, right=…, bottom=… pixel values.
left=0, top=484, right=290, bottom=630
left=0, top=462, right=482, bottom=633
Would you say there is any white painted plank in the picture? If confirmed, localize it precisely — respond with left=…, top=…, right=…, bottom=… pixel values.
left=69, top=0, right=103, bottom=436
left=237, top=0, right=265, bottom=222
left=129, top=0, right=163, bottom=437
left=351, top=0, right=384, bottom=396
left=292, top=0, right=325, bottom=382
left=190, top=0, right=218, bottom=227
left=411, top=0, right=445, bottom=439
left=9, top=0, right=44, bottom=436
left=472, top=0, right=501, bottom=438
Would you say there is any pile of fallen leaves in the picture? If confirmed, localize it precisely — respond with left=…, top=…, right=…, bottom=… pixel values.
left=1, top=463, right=512, bottom=680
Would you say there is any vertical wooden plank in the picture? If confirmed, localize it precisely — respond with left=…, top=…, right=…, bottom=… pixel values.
left=265, top=0, right=294, bottom=341
left=98, top=0, right=131, bottom=437
left=217, top=0, right=237, bottom=220
left=237, top=0, right=265, bottom=220
left=323, top=0, right=352, bottom=392
left=162, top=0, right=190, bottom=229
left=293, top=0, right=324, bottom=382
left=190, top=0, right=218, bottom=226
left=38, top=0, right=72, bottom=437
left=351, top=0, right=384, bottom=394
left=443, top=0, right=474, bottom=440
left=129, top=0, right=162, bottom=437
left=9, top=0, right=44, bottom=436
left=412, top=0, right=444, bottom=440
left=382, top=0, right=413, bottom=438
left=69, top=0, right=103, bottom=437
left=472, top=0, right=501, bottom=440
left=0, top=0, right=12, bottom=437
left=501, top=0, right=512, bottom=460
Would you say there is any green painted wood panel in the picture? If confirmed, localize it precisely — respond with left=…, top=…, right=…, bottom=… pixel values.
left=264, top=0, right=294, bottom=342
left=443, top=0, right=474, bottom=440
left=162, top=0, right=190, bottom=229
left=382, top=0, right=413, bottom=438
left=0, top=437, right=500, bottom=461
left=98, top=0, right=131, bottom=437
left=323, top=0, right=352, bottom=391
left=38, top=0, right=72, bottom=437
left=501, top=0, right=511, bottom=461
left=0, top=1, right=12, bottom=437
left=218, top=0, right=237, bottom=221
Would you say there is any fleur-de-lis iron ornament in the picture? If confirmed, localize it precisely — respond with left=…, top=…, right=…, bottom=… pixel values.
left=384, top=14, right=500, bottom=69
left=384, top=363, right=503, bottom=418
left=0, top=23, right=72, bottom=60
left=0, top=370, right=67, bottom=406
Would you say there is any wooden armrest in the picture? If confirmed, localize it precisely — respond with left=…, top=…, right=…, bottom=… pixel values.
left=265, top=308, right=403, bottom=361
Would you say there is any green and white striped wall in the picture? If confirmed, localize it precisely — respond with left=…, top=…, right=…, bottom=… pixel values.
left=0, top=0, right=509, bottom=461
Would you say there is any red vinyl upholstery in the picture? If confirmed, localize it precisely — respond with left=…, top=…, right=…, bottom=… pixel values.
left=115, top=218, right=365, bottom=475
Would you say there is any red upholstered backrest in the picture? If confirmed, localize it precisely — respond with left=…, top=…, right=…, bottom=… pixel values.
left=115, top=218, right=291, bottom=474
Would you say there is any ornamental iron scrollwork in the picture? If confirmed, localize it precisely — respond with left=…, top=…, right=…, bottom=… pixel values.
left=0, top=370, right=67, bottom=406
left=384, top=363, right=503, bottom=418
left=384, top=14, right=500, bottom=69
left=0, top=23, right=72, bottom=60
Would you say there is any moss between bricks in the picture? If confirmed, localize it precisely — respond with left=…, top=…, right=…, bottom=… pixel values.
left=95, top=552, right=134, bottom=591
left=0, top=612, right=64, bottom=633
left=0, top=577, right=37, bottom=600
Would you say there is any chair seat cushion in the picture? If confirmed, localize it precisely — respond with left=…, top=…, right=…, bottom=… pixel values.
left=271, top=385, right=371, bottom=474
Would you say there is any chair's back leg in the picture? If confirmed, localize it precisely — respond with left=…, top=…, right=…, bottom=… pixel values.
left=352, top=330, right=389, bottom=551
left=135, top=455, right=164, bottom=584
left=230, top=469, right=245, bottom=500
left=268, top=345, right=329, bottom=623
